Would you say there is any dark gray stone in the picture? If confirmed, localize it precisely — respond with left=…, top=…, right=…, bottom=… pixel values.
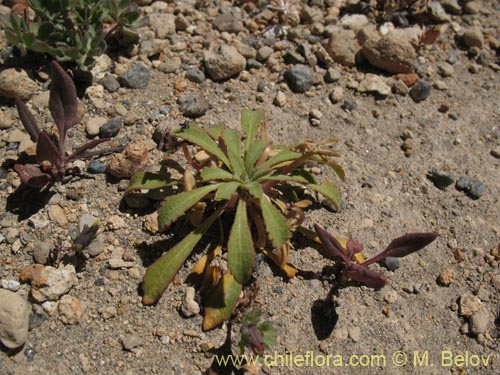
left=246, top=59, right=263, bottom=70
left=88, top=160, right=106, bottom=174
left=342, top=99, right=357, bottom=111
left=118, top=64, right=151, bottom=89
left=285, top=64, right=315, bottom=93
left=185, top=68, right=205, bottom=83
left=383, top=257, right=401, bottom=271
left=427, top=168, right=455, bottom=189
left=99, top=118, right=123, bottom=138
left=101, top=74, right=120, bottom=92
left=178, top=93, right=209, bottom=118
left=456, top=175, right=486, bottom=199
left=409, top=80, right=432, bottom=103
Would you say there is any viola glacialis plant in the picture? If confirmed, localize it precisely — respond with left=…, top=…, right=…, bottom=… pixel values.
left=125, top=109, right=344, bottom=330
left=13, top=61, right=110, bottom=188
left=313, top=224, right=438, bottom=289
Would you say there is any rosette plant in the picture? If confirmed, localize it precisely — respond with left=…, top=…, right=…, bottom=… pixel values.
left=125, top=109, right=344, bottom=330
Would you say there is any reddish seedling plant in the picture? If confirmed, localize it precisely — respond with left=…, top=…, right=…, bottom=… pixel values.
left=313, top=224, right=438, bottom=290
left=13, top=61, right=110, bottom=188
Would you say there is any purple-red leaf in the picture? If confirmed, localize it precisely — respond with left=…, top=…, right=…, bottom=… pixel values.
left=36, top=131, right=63, bottom=168
left=14, top=96, right=41, bottom=143
left=49, top=61, right=80, bottom=144
left=64, top=138, right=111, bottom=163
left=345, top=263, right=387, bottom=290
left=313, top=224, right=351, bottom=263
left=346, top=239, right=363, bottom=258
left=14, top=164, right=51, bottom=188
left=363, top=232, right=439, bottom=266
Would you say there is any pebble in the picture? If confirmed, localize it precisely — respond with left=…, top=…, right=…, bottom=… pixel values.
left=33, top=242, right=52, bottom=265
left=384, top=290, right=398, bottom=304
left=437, top=62, right=454, bottom=77
left=0, top=110, right=13, bottom=129
left=326, top=29, right=361, bottom=67
left=1, top=279, right=21, bottom=291
left=256, top=46, right=273, bottom=62
left=464, top=1, right=480, bottom=15
left=99, top=118, right=123, bottom=138
left=148, top=13, right=175, bottom=38
left=273, top=91, right=286, bottom=107
left=185, top=68, right=205, bottom=83
left=362, top=34, right=416, bottom=74
left=121, top=334, right=141, bottom=351
left=107, top=141, right=148, bottom=179
left=87, top=160, right=106, bottom=174
left=158, top=57, right=182, bottom=74
left=463, top=28, right=484, bottom=49
left=438, top=267, right=456, bottom=286
left=181, top=287, right=200, bottom=317
left=0, top=289, right=31, bottom=348
left=469, top=306, right=491, bottom=335
left=29, top=264, right=78, bottom=302
left=285, top=64, right=315, bottom=93
left=383, top=257, right=400, bottom=271
left=178, top=93, right=209, bottom=118
left=342, top=99, right=357, bottom=111
left=459, top=294, right=482, bottom=317
left=48, top=204, right=68, bottom=227
left=348, top=326, right=361, bottom=342
left=0, top=68, right=39, bottom=100
left=204, top=44, right=246, bottom=81
left=101, top=74, right=120, bottom=92
left=109, top=247, right=135, bottom=269
left=442, top=0, right=462, bottom=15
left=333, top=327, right=349, bottom=340
left=427, top=168, right=455, bottom=189
left=118, top=64, right=151, bottom=89
left=491, top=147, right=500, bottom=159
left=357, top=74, right=391, bottom=97
left=85, top=116, right=107, bottom=137
left=41, top=301, right=58, bottom=316
left=212, top=13, right=244, bottom=33
left=246, top=58, right=263, bottom=70
left=329, top=87, right=344, bottom=103
left=409, top=80, right=432, bottom=103
left=58, top=295, right=84, bottom=325
left=324, top=68, right=341, bottom=83
left=455, top=175, right=486, bottom=199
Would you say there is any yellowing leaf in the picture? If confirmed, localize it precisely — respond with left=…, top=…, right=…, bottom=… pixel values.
left=307, top=181, right=341, bottom=211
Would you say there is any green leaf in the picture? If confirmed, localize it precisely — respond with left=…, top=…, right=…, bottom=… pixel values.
left=205, top=123, right=225, bottom=140
left=256, top=174, right=309, bottom=184
left=142, top=207, right=224, bottom=305
left=259, top=196, right=290, bottom=249
left=260, top=149, right=302, bottom=170
left=125, top=172, right=177, bottom=194
left=158, top=184, right=221, bottom=231
left=244, top=181, right=263, bottom=200
left=174, top=124, right=231, bottom=170
left=202, top=273, right=242, bottom=331
left=228, top=199, right=254, bottom=284
left=222, top=129, right=245, bottom=179
left=241, top=109, right=263, bottom=151
left=307, top=181, right=341, bottom=211
left=244, top=139, right=268, bottom=173
left=200, top=167, right=235, bottom=182
left=215, top=181, right=240, bottom=201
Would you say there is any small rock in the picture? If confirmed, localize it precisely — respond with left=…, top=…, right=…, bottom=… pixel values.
left=147, top=13, right=175, bottom=38
left=87, top=160, right=106, bottom=174
left=396, top=73, right=419, bottom=87
left=118, top=64, right=151, bottom=89
left=107, top=215, right=125, bottom=231
left=143, top=212, right=159, bottom=234
left=357, top=74, right=391, bottom=96
left=256, top=46, right=273, bottom=62
left=101, top=306, right=117, bottom=320
left=107, top=141, right=148, bottom=179
left=459, top=294, right=482, bottom=317
left=333, top=327, right=349, bottom=340
left=273, top=91, right=286, bottom=107
left=33, top=242, right=52, bottom=265
left=109, top=247, right=135, bottom=269
left=348, top=326, right=361, bottom=342
left=437, top=62, right=454, bottom=77
left=427, top=168, right=454, bottom=189
left=181, top=287, right=200, bottom=317
left=185, top=68, right=205, bottom=83
left=469, top=306, right=491, bottom=335
left=433, top=80, right=448, bottom=91
left=121, top=334, right=141, bottom=351
left=438, top=267, right=456, bottom=286
left=362, top=34, right=416, bottom=74
left=246, top=59, right=263, bottom=70
left=456, top=175, right=486, bottom=199
left=29, top=265, right=78, bottom=302
left=178, top=93, right=209, bottom=118
left=0, top=68, right=38, bottom=100
left=342, top=99, right=357, bottom=111
left=41, top=301, right=58, bottom=317
left=101, top=74, right=120, bottom=92
left=204, top=44, right=246, bottom=81
left=490, top=147, right=500, bottom=159
left=409, top=80, right=432, bottom=103
left=339, top=14, right=369, bottom=30
left=48, top=205, right=68, bottom=227
left=383, top=257, right=400, bottom=271
left=384, top=290, right=398, bottom=304
left=329, top=87, right=344, bottom=103
left=324, top=68, right=341, bottom=83
left=442, top=0, right=462, bottom=14
left=0, top=290, right=30, bottom=348
left=428, top=1, right=451, bottom=22
left=464, top=1, right=480, bottom=15
left=285, top=64, right=315, bottom=93
left=463, top=28, right=484, bottom=48
left=212, top=13, right=244, bottom=33
left=1, top=279, right=21, bottom=291
left=392, top=79, right=409, bottom=95
left=99, top=118, right=122, bottom=138
left=58, top=295, right=84, bottom=325
left=158, top=57, right=182, bottom=74
left=0, top=110, right=14, bottom=129
left=326, top=29, right=361, bottom=67
left=85, top=116, right=107, bottom=137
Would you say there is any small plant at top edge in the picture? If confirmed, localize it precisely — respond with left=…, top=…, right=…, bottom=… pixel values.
left=238, top=309, right=276, bottom=356
left=125, top=109, right=344, bottom=330
left=13, top=60, right=111, bottom=189
left=313, top=224, right=438, bottom=290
